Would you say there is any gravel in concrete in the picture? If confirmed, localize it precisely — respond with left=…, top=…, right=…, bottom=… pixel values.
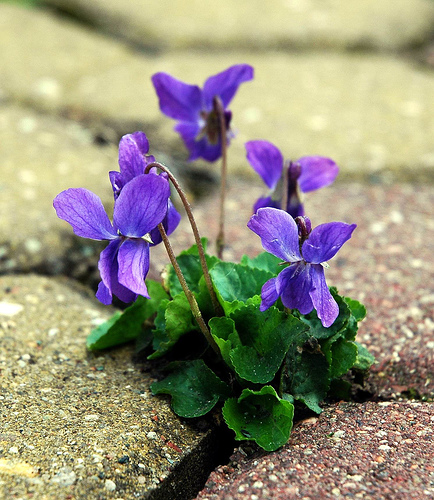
left=196, top=401, right=434, bottom=500
left=0, top=275, right=228, bottom=499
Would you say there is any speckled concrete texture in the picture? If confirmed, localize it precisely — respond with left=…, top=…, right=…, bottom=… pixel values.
left=196, top=401, right=434, bottom=500
left=0, top=104, right=116, bottom=275
left=0, top=275, right=227, bottom=499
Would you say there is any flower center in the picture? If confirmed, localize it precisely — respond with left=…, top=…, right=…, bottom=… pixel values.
left=197, top=105, right=232, bottom=145
left=294, top=216, right=312, bottom=253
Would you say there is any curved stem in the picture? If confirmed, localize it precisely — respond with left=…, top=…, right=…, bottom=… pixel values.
left=157, top=224, right=220, bottom=355
left=214, top=96, right=228, bottom=260
left=145, top=162, right=223, bottom=317
left=281, top=160, right=289, bottom=214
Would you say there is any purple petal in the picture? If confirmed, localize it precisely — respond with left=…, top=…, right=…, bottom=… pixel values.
left=117, top=239, right=150, bottom=298
left=175, top=121, right=223, bottom=162
left=118, top=132, right=149, bottom=183
left=129, top=131, right=149, bottom=155
left=149, top=199, right=181, bottom=246
left=53, top=188, right=116, bottom=240
left=109, top=171, right=125, bottom=200
left=246, top=140, right=283, bottom=190
left=96, top=239, right=137, bottom=305
left=253, top=196, right=281, bottom=213
left=278, top=263, right=314, bottom=315
left=152, top=72, right=202, bottom=122
left=259, top=277, right=280, bottom=312
left=302, top=222, right=356, bottom=264
left=95, top=280, right=112, bottom=305
left=113, top=173, right=170, bottom=237
left=202, top=64, right=254, bottom=109
left=247, top=208, right=302, bottom=263
left=297, top=156, right=339, bottom=193
left=309, top=264, right=339, bottom=327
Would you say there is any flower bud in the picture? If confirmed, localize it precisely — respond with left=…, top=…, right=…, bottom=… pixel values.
left=295, top=216, right=312, bottom=241
left=288, top=161, right=302, bottom=182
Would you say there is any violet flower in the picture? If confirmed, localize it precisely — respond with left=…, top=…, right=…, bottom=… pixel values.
left=245, top=140, right=339, bottom=218
left=152, top=64, right=254, bottom=162
left=53, top=173, right=171, bottom=305
left=247, top=208, right=356, bottom=327
left=109, top=131, right=181, bottom=246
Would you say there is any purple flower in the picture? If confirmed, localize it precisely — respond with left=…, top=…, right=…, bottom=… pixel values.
left=152, top=64, right=254, bottom=162
left=53, top=173, right=171, bottom=305
left=247, top=208, right=356, bottom=327
left=245, top=140, right=339, bottom=218
left=109, top=131, right=156, bottom=199
left=109, top=131, right=181, bottom=246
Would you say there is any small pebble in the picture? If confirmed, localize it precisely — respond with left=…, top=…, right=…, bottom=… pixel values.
left=0, top=302, right=23, bottom=317
left=105, top=479, right=116, bottom=491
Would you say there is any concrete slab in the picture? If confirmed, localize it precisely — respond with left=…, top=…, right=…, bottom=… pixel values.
left=196, top=401, right=434, bottom=499
left=1, top=5, right=433, bottom=181
left=0, top=274, right=228, bottom=499
left=41, top=0, right=434, bottom=52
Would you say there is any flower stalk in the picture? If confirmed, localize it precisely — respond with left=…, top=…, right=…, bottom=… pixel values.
left=157, top=223, right=220, bottom=355
left=214, top=96, right=228, bottom=260
left=145, top=162, right=224, bottom=317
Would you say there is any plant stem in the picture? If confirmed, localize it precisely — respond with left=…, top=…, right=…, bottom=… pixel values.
left=145, top=162, right=224, bottom=317
left=157, top=224, right=220, bottom=355
left=281, top=160, right=289, bottom=213
left=214, top=96, right=227, bottom=260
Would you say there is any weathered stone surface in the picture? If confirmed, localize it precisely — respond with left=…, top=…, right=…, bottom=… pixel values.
left=1, top=5, right=433, bottom=180
left=0, top=104, right=117, bottom=275
left=0, top=274, right=227, bottom=499
left=0, top=4, right=156, bottom=126
left=41, top=0, right=434, bottom=52
left=197, top=401, right=434, bottom=499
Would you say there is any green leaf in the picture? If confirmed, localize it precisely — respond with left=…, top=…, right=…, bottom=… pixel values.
left=229, top=301, right=309, bottom=384
left=222, top=386, right=294, bottom=451
left=148, top=293, right=198, bottom=359
left=241, top=252, right=282, bottom=275
left=323, top=336, right=358, bottom=379
left=151, top=360, right=231, bottom=418
left=344, top=297, right=367, bottom=322
left=296, top=288, right=351, bottom=340
left=86, top=280, right=168, bottom=350
left=87, top=311, right=122, bottom=350
left=283, top=335, right=330, bottom=414
left=209, top=316, right=241, bottom=370
left=166, top=239, right=219, bottom=297
left=353, top=342, right=376, bottom=371
left=210, top=261, right=273, bottom=315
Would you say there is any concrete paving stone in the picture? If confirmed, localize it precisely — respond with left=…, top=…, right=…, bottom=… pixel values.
left=0, top=103, right=118, bottom=276
left=0, top=274, right=228, bottom=500
left=41, top=0, right=434, bottom=52
left=1, top=5, right=434, bottom=181
left=149, top=180, right=434, bottom=401
left=196, top=401, right=434, bottom=500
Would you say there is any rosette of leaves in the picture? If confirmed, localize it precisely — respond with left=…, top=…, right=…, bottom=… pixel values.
left=87, top=241, right=374, bottom=452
